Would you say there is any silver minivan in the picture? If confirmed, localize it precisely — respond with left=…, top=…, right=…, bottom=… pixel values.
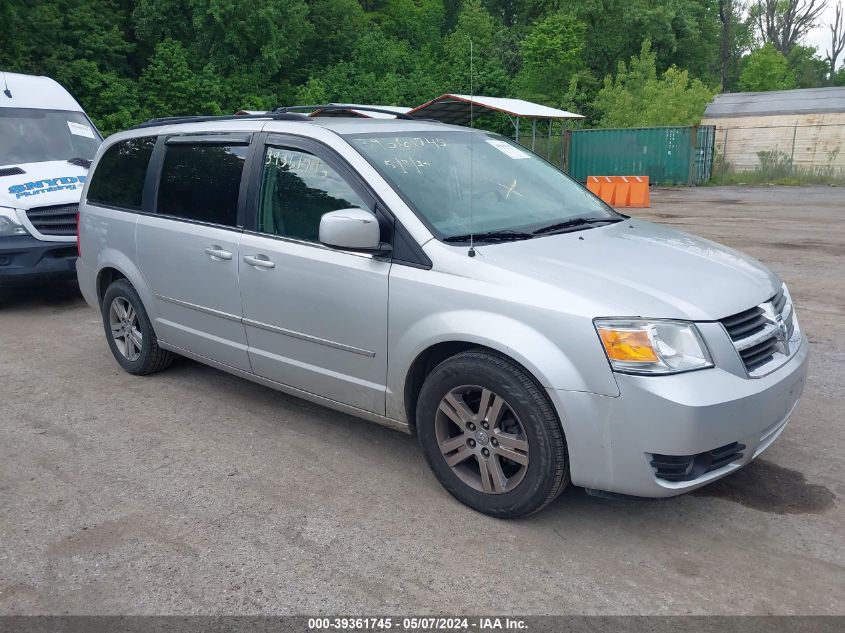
left=77, top=110, right=808, bottom=517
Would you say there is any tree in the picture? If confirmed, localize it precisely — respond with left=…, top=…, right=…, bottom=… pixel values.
left=295, top=29, right=442, bottom=106
left=132, top=0, right=195, bottom=58
left=571, top=0, right=722, bottom=85
left=482, top=0, right=520, bottom=28
left=294, top=0, right=368, bottom=81
left=739, top=42, right=798, bottom=90
left=826, top=2, right=845, bottom=82
left=189, top=0, right=311, bottom=78
left=56, top=60, right=142, bottom=136
left=593, top=41, right=715, bottom=127
left=719, top=0, right=734, bottom=89
left=0, top=0, right=140, bottom=134
left=138, top=39, right=223, bottom=118
left=4, top=0, right=805, bottom=132
left=515, top=12, right=585, bottom=103
left=751, top=0, right=828, bottom=56
left=374, top=0, right=446, bottom=49
left=788, top=44, right=829, bottom=87
left=442, top=0, right=510, bottom=95
left=559, top=69, right=601, bottom=122
left=718, top=1, right=755, bottom=91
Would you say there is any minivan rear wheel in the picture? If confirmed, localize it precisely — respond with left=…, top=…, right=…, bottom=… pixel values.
left=101, top=279, right=175, bottom=375
left=416, top=349, right=569, bottom=518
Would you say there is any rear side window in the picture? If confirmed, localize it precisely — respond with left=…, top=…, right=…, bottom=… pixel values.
left=87, top=137, right=155, bottom=210
left=156, top=144, right=246, bottom=227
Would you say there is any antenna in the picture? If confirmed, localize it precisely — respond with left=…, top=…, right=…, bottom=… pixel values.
left=2, top=72, right=11, bottom=99
left=468, top=39, right=476, bottom=258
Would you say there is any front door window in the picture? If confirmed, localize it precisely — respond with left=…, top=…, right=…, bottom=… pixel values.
left=259, top=146, right=368, bottom=242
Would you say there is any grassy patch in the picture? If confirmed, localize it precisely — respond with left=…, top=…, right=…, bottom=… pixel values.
left=707, top=149, right=845, bottom=186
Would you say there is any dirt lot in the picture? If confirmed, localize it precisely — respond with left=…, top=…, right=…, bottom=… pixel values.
left=1, top=186, right=843, bottom=615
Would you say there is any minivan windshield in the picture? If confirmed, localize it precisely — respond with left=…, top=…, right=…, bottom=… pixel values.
left=347, top=130, right=620, bottom=241
left=0, top=108, right=102, bottom=167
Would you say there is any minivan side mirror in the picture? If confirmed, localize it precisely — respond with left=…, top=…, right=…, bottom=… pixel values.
left=319, top=208, right=382, bottom=251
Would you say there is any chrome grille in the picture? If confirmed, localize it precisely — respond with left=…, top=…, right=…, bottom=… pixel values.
left=720, top=287, right=796, bottom=376
left=25, top=203, right=78, bottom=236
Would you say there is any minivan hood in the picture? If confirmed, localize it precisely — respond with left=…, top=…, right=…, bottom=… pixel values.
left=0, top=160, right=88, bottom=210
left=475, top=219, right=781, bottom=321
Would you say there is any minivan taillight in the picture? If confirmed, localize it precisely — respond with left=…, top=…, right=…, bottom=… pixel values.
left=76, top=211, right=81, bottom=256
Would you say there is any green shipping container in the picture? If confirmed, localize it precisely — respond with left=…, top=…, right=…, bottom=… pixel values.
left=565, top=125, right=715, bottom=186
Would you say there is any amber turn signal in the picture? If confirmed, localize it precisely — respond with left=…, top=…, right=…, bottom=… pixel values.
left=598, top=328, right=658, bottom=363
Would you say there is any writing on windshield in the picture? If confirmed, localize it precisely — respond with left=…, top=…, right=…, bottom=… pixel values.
left=348, top=131, right=616, bottom=240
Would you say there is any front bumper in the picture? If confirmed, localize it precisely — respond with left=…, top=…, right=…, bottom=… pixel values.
left=549, top=333, right=809, bottom=497
left=0, top=235, right=78, bottom=286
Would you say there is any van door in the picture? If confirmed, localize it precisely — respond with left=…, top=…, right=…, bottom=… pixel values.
left=238, top=136, right=390, bottom=414
left=136, top=135, right=253, bottom=372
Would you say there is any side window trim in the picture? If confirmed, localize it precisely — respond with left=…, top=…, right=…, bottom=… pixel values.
left=142, top=135, right=167, bottom=214
left=243, top=131, right=269, bottom=234
left=236, top=133, right=261, bottom=229
left=165, top=132, right=252, bottom=146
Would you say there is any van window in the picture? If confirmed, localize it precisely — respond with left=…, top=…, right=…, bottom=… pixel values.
left=347, top=131, right=618, bottom=240
left=258, top=146, right=368, bottom=242
left=1, top=108, right=101, bottom=167
left=87, top=137, right=155, bottom=210
left=157, top=144, right=246, bottom=227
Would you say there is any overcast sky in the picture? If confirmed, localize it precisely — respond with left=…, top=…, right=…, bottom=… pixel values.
left=803, top=1, right=839, bottom=67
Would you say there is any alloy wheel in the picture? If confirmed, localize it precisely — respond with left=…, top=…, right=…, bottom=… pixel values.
left=109, top=296, right=143, bottom=362
left=435, top=385, right=529, bottom=494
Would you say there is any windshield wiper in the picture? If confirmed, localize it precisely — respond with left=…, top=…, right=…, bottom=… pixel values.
left=532, top=216, right=622, bottom=235
left=443, top=229, right=535, bottom=243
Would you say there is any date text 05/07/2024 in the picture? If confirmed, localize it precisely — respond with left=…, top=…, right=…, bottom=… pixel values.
left=307, top=617, right=529, bottom=631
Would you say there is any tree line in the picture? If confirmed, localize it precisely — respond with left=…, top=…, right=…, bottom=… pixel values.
left=2, top=0, right=843, bottom=137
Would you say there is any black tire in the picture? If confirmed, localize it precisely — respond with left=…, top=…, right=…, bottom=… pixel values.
left=100, top=279, right=175, bottom=375
left=416, top=348, right=569, bottom=518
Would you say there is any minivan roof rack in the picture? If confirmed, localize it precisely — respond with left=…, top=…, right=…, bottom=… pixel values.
left=133, top=112, right=310, bottom=129
left=272, top=105, right=418, bottom=120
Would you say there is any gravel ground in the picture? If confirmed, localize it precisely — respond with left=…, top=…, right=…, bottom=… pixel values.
left=0, top=185, right=842, bottom=615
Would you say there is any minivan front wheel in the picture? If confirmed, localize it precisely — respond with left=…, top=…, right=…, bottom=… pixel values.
left=417, top=349, right=569, bottom=518
left=101, top=279, right=175, bottom=375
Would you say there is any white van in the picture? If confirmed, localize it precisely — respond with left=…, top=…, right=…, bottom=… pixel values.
left=0, top=72, right=102, bottom=286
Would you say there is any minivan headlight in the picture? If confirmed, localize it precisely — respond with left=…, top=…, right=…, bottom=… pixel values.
left=0, top=207, right=29, bottom=237
left=594, top=319, right=713, bottom=375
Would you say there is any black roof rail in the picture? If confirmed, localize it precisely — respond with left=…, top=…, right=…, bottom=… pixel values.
left=133, top=112, right=310, bottom=130
left=273, top=104, right=418, bottom=120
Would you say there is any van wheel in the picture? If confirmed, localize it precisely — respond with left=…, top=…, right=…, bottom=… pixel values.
left=101, top=279, right=175, bottom=375
left=416, top=349, right=569, bottom=518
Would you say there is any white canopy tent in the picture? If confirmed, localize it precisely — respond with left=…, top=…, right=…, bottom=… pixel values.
left=409, top=94, right=584, bottom=164
left=310, top=104, right=413, bottom=118
left=234, top=95, right=583, bottom=166
left=410, top=94, right=582, bottom=124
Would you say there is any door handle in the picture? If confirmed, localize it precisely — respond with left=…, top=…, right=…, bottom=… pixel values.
left=243, top=254, right=275, bottom=269
left=204, top=245, right=233, bottom=261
